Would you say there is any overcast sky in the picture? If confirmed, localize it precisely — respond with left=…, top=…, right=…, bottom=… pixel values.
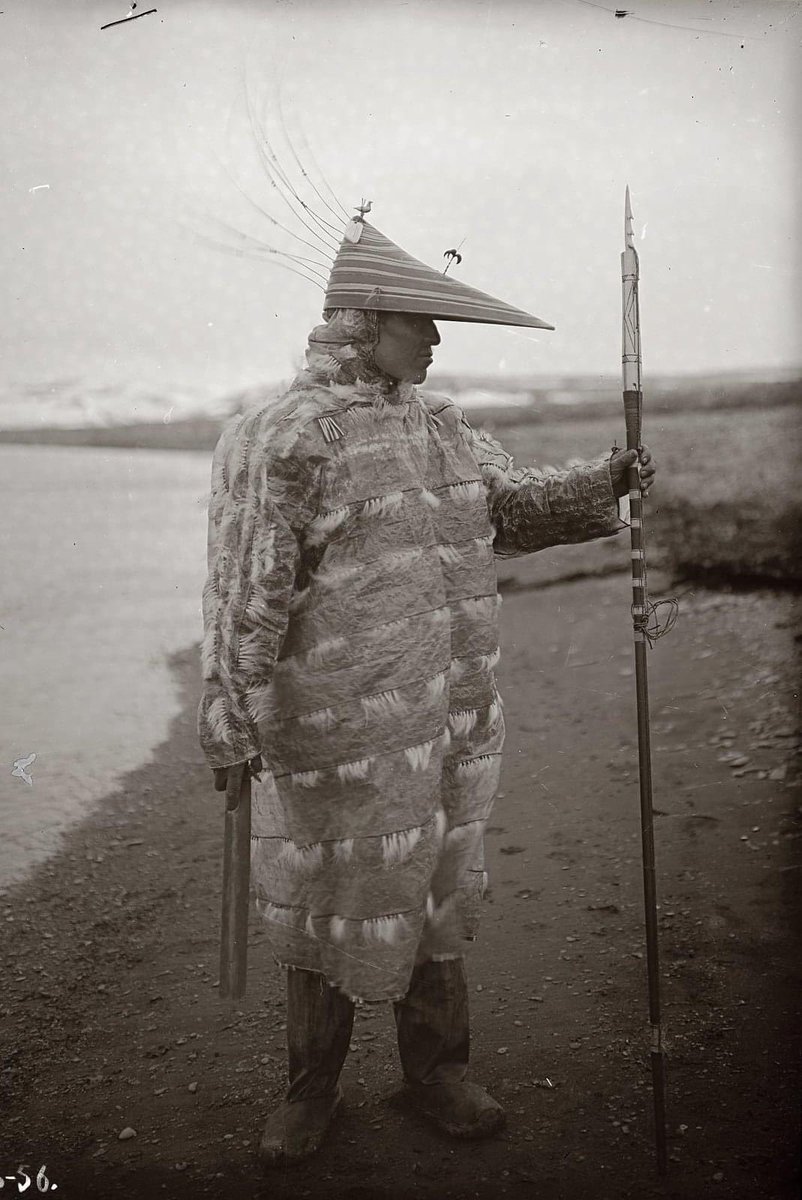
left=2, top=0, right=800, bottom=397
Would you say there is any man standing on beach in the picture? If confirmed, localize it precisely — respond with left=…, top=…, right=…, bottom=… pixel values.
left=199, top=213, right=655, bottom=1165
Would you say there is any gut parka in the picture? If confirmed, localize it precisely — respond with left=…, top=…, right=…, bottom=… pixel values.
left=198, top=306, right=625, bottom=1004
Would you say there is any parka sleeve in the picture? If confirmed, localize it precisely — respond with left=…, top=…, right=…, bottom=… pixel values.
left=197, top=414, right=305, bottom=770
left=459, top=413, right=627, bottom=558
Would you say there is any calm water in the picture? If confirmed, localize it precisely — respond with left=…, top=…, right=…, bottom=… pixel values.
left=0, top=445, right=212, bottom=892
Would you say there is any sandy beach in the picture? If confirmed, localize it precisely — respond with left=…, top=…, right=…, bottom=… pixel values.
left=0, top=565, right=799, bottom=1200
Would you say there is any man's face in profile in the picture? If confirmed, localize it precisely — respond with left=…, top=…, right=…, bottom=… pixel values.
left=374, top=313, right=441, bottom=383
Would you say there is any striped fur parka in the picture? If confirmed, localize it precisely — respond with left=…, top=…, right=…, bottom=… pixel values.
left=198, top=309, right=624, bottom=1003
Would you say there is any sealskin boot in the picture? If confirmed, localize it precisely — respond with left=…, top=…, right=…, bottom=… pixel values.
left=258, top=1087, right=344, bottom=1165
left=393, top=958, right=505, bottom=1139
left=259, top=967, right=354, bottom=1167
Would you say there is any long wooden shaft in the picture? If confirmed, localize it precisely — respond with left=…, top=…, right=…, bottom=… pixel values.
left=219, top=767, right=251, bottom=1002
left=624, top=404, right=667, bottom=1175
left=622, top=194, right=667, bottom=1174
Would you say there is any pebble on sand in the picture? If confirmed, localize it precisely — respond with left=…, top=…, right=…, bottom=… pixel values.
left=118, top=1126, right=137, bottom=1141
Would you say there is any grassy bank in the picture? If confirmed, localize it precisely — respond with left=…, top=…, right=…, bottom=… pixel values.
left=471, top=403, right=802, bottom=587
left=2, top=399, right=799, bottom=586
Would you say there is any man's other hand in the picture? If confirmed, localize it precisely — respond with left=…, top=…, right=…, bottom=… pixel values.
left=610, top=445, right=655, bottom=499
left=213, top=754, right=264, bottom=793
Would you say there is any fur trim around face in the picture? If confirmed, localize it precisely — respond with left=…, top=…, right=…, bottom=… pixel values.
left=306, top=308, right=387, bottom=389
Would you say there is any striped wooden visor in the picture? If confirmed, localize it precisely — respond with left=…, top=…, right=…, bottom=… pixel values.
left=324, top=220, right=554, bottom=330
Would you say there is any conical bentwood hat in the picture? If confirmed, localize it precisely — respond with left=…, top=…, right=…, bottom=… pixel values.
left=324, top=214, right=554, bottom=330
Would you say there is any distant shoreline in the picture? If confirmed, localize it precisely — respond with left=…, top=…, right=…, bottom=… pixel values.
left=0, top=417, right=225, bottom=453
left=1, top=381, right=800, bottom=453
